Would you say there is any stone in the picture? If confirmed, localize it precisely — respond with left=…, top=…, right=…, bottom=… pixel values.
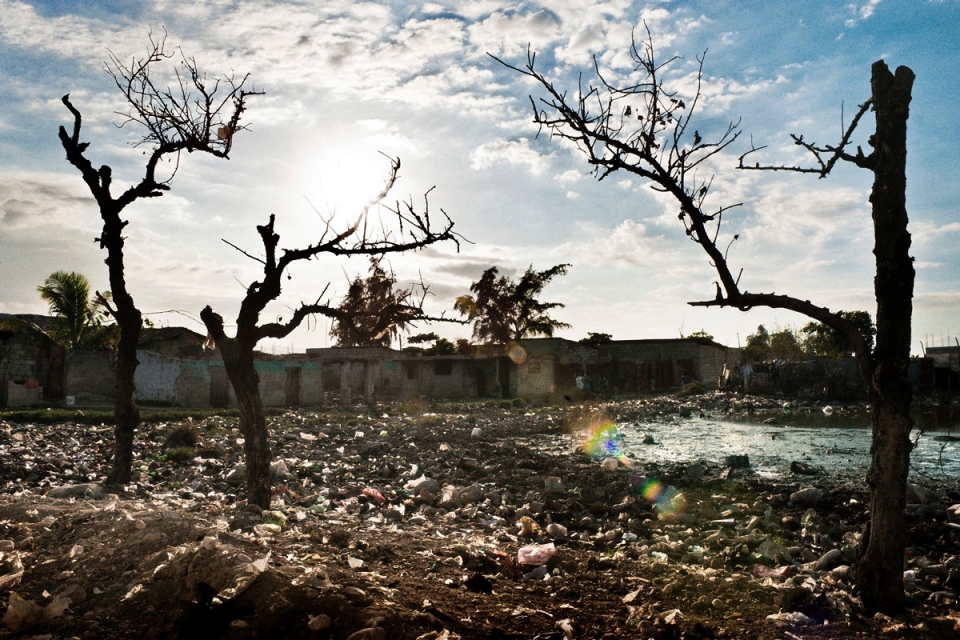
left=544, top=476, right=564, bottom=494
left=346, top=627, right=385, bottom=640
left=906, top=483, right=938, bottom=505
left=815, top=548, right=844, bottom=571
left=686, top=461, right=704, bottom=479
left=457, top=484, right=484, bottom=505
left=947, top=504, right=960, bottom=524
left=47, top=483, right=104, bottom=500
left=308, top=614, right=332, bottom=631
left=790, top=461, right=817, bottom=475
left=600, top=458, right=619, bottom=471
left=546, top=523, right=568, bottom=539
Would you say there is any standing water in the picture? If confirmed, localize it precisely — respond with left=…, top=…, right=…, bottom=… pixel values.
left=619, top=404, right=960, bottom=483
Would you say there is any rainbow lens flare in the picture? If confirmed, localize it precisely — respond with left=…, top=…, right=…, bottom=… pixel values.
left=638, top=477, right=686, bottom=518
left=582, top=417, right=629, bottom=464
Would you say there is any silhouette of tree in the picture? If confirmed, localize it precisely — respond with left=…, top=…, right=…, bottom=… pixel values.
left=59, top=32, right=258, bottom=484
left=802, top=311, right=876, bottom=358
left=330, top=258, right=416, bottom=348
left=200, top=156, right=458, bottom=508
left=499, top=29, right=916, bottom=612
left=455, top=264, right=571, bottom=344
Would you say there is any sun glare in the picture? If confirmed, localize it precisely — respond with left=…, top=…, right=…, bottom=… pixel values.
left=299, top=147, right=400, bottom=218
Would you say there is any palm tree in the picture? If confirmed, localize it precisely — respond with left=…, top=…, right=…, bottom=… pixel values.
left=37, top=271, right=96, bottom=349
left=5, top=271, right=119, bottom=350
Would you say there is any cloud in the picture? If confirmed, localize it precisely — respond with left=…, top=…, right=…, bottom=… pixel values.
left=0, top=171, right=96, bottom=232
left=845, top=0, right=883, bottom=27
left=469, top=137, right=551, bottom=173
left=552, top=219, right=679, bottom=268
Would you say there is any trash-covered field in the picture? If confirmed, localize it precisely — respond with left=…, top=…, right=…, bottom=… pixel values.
left=0, top=393, right=958, bottom=639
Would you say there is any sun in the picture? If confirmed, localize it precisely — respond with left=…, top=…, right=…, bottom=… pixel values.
left=296, top=138, right=407, bottom=218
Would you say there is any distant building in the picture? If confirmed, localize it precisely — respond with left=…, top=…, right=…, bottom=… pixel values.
left=2, top=317, right=742, bottom=408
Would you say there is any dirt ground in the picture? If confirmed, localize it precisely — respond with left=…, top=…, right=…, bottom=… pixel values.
left=0, top=393, right=958, bottom=639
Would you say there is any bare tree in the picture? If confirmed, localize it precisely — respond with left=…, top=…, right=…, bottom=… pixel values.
left=200, top=156, right=459, bottom=508
left=496, top=31, right=916, bottom=613
left=59, top=32, right=259, bottom=485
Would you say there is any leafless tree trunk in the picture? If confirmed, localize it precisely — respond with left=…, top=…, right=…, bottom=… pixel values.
left=59, top=33, right=258, bottom=484
left=201, top=157, right=460, bottom=508
left=498, top=32, right=915, bottom=613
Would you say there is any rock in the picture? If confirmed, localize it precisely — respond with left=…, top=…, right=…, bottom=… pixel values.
left=346, top=628, right=386, bottom=640
left=830, top=565, right=852, bottom=582
left=906, top=483, right=938, bottom=505
left=308, top=614, right=332, bottom=631
left=544, top=476, right=564, bottom=494
left=815, top=548, right=844, bottom=571
left=600, top=458, right=619, bottom=471
left=947, top=504, right=960, bottom=524
left=3, top=591, right=43, bottom=631
left=686, top=461, right=704, bottom=479
left=642, top=434, right=656, bottom=445
left=457, top=484, right=484, bottom=505
left=47, top=483, right=104, bottom=499
left=790, top=487, right=823, bottom=507
left=790, top=461, right=818, bottom=475
left=546, top=523, right=568, bottom=539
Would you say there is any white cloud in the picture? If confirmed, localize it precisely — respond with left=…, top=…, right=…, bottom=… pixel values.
left=845, top=0, right=883, bottom=27
left=553, top=219, right=679, bottom=268
left=469, top=137, right=551, bottom=173
left=554, top=169, right=582, bottom=185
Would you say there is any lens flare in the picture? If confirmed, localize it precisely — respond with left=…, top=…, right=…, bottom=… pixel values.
left=582, top=416, right=628, bottom=463
left=638, top=477, right=686, bottom=518
left=505, top=341, right=528, bottom=364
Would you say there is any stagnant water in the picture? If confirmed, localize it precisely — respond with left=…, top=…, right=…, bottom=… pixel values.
left=618, top=405, right=960, bottom=483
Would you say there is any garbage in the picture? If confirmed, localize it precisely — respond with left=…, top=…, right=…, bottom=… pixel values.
left=517, top=542, right=555, bottom=567
left=790, top=487, right=823, bottom=507
left=600, top=457, right=619, bottom=471
left=362, top=487, right=386, bottom=506
left=724, top=454, right=750, bottom=468
left=766, top=611, right=816, bottom=625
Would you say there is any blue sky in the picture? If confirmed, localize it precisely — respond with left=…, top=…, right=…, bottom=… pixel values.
left=1, top=0, right=958, bottom=354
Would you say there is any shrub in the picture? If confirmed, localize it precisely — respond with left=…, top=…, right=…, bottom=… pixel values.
left=163, top=422, right=199, bottom=450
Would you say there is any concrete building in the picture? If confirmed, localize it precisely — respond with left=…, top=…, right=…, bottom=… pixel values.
left=2, top=316, right=741, bottom=408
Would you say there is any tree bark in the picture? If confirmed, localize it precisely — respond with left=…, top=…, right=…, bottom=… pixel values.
left=201, top=306, right=273, bottom=509
left=105, top=307, right=141, bottom=485
left=855, top=60, right=915, bottom=615
left=102, top=201, right=142, bottom=486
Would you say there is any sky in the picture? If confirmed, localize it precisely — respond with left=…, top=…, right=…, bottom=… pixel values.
left=1, top=0, right=958, bottom=355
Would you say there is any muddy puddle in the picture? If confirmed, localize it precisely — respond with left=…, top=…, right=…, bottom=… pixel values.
left=617, top=406, right=960, bottom=483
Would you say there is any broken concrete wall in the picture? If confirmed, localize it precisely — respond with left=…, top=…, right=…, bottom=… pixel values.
left=300, top=361, right=324, bottom=405
left=516, top=356, right=556, bottom=399
left=175, top=360, right=213, bottom=407
left=397, top=357, right=481, bottom=400
left=64, top=350, right=115, bottom=405
left=135, top=350, right=183, bottom=406
left=0, top=333, right=45, bottom=407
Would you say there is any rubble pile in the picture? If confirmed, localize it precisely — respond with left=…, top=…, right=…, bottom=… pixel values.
left=0, top=395, right=957, bottom=639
